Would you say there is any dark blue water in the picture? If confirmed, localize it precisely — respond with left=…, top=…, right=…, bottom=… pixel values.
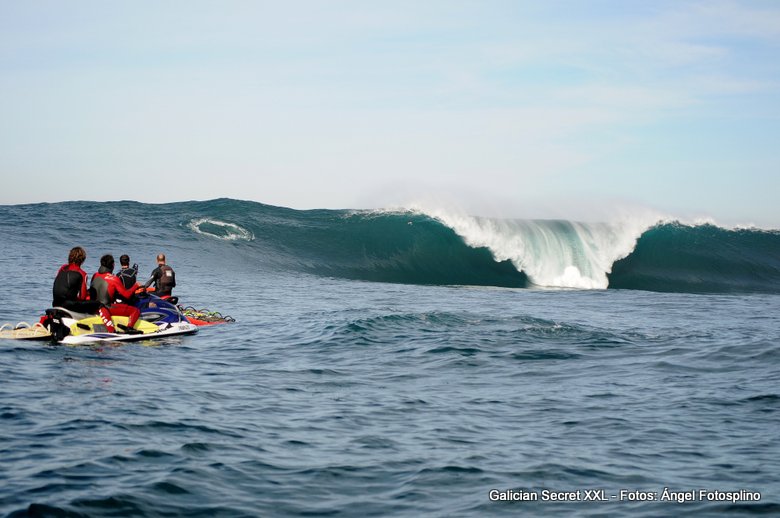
left=1, top=201, right=779, bottom=517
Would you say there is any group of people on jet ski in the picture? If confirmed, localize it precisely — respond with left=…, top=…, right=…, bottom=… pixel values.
left=52, top=246, right=176, bottom=334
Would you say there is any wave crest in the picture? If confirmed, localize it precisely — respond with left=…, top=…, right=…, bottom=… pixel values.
left=414, top=206, right=656, bottom=289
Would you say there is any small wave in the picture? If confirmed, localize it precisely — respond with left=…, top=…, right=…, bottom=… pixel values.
left=188, top=218, right=254, bottom=241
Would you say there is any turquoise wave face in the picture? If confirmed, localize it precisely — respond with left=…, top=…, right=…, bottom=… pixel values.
left=3, top=199, right=778, bottom=293
left=609, top=223, right=780, bottom=293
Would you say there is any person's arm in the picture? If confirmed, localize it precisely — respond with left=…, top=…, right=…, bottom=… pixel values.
left=112, top=276, right=139, bottom=300
left=143, top=267, right=160, bottom=288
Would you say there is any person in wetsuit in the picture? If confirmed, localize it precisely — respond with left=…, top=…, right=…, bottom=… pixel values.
left=115, top=254, right=138, bottom=302
left=90, top=254, right=142, bottom=334
left=52, top=246, right=101, bottom=314
left=143, top=253, right=176, bottom=297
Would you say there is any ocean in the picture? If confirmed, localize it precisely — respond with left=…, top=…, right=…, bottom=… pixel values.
left=1, top=199, right=779, bottom=517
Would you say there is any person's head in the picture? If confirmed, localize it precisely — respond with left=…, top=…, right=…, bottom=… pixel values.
left=157, top=253, right=166, bottom=265
left=68, top=246, right=86, bottom=266
left=120, top=254, right=130, bottom=267
left=100, top=254, right=115, bottom=272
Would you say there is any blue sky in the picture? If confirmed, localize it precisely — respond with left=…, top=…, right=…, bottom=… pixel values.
left=1, top=1, right=779, bottom=226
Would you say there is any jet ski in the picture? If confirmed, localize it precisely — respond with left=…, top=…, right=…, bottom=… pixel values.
left=43, top=306, right=198, bottom=345
left=2, top=294, right=219, bottom=345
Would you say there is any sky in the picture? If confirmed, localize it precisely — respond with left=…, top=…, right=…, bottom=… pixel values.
left=1, top=0, right=779, bottom=227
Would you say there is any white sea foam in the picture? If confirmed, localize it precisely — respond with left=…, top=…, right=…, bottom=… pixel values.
left=188, top=218, right=254, bottom=241
left=409, top=204, right=663, bottom=289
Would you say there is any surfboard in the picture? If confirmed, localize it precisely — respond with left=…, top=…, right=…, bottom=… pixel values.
left=0, top=322, right=52, bottom=340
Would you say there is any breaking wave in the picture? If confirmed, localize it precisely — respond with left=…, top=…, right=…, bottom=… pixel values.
left=3, top=199, right=779, bottom=293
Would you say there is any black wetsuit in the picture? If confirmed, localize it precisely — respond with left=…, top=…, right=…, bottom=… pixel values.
left=144, top=264, right=176, bottom=297
left=117, top=265, right=138, bottom=289
left=116, top=264, right=138, bottom=302
left=52, top=264, right=100, bottom=313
